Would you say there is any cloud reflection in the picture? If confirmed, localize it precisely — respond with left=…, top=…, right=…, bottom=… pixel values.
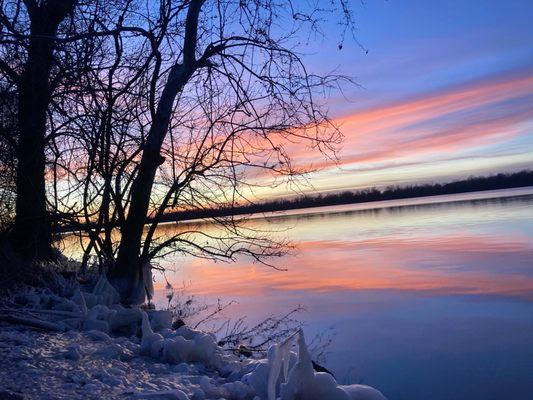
left=156, top=195, right=533, bottom=301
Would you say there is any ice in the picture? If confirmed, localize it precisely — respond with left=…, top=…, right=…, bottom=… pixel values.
left=148, top=310, right=173, bottom=331
left=341, top=385, right=388, bottom=400
left=278, top=330, right=350, bottom=400
left=2, top=288, right=387, bottom=400
left=277, top=330, right=387, bottom=400
left=267, top=333, right=295, bottom=400
left=143, top=262, right=155, bottom=302
left=82, top=306, right=110, bottom=332
left=71, top=287, right=88, bottom=315
left=140, top=311, right=164, bottom=357
left=109, top=307, right=142, bottom=334
left=85, top=329, right=111, bottom=341
left=133, top=389, right=189, bottom=399
left=139, top=311, right=224, bottom=369
left=91, top=274, right=121, bottom=306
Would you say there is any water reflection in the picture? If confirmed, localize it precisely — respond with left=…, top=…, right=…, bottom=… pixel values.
left=155, top=192, right=533, bottom=299
left=152, top=190, right=533, bottom=400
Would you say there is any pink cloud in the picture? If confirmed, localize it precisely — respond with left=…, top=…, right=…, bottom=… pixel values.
left=286, top=69, right=533, bottom=171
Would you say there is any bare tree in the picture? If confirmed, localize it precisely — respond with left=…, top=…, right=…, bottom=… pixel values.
left=0, top=1, right=353, bottom=304
left=0, top=82, right=17, bottom=232
left=48, top=0, right=352, bottom=303
left=0, top=0, right=79, bottom=259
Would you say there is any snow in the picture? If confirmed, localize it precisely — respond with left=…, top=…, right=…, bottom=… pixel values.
left=91, top=274, right=121, bottom=306
left=0, top=326, right=192, bottom=399
left=278, top=331, right=387, bottom=400
left=0, top=281, right=388, bottom=400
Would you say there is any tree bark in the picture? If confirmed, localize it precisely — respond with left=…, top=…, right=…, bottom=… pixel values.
left=11, top=0, right=75, bottom=260
left=111, top=0, right=204, bottom=304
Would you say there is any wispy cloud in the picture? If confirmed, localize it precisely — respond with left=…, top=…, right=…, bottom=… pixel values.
left=257, top=68, right=533, bottom=195
left=332, top=69, right=533, bottom=167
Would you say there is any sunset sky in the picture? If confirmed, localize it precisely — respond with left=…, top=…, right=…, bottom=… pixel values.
left=260, top=0, right=533, bottom=198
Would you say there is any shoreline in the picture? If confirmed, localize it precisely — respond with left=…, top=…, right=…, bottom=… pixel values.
left=158, top=185, right=533, bottom=225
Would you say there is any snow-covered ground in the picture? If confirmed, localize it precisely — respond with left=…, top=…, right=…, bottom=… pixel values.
left=0, top=325, right=204, bottom=399
left=0, top=323, right=386, bottom=400
left=0, top=276, right=387, bottom=400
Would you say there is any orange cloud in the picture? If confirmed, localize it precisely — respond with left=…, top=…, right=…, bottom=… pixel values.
left=287, top=69, right=533, bottom=170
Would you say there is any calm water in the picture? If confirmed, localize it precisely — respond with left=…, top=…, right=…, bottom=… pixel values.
left=148, top=188, right=533, bottom=400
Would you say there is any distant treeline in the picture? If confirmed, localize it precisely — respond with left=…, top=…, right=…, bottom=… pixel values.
left=162, top=170, right=533, bottom=222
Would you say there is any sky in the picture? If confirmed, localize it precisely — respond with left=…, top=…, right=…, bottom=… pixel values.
left=257, top=0, right=533, bottom=198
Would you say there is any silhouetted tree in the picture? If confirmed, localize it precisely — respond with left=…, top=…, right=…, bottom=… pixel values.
left=51, top=0, right=352, bottom=303
left=0, top=83, right=17, bottom=232
left=0, top=0, right=78, bottom=259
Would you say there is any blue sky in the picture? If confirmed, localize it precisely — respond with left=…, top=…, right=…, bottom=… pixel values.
left=258, top=0, right=533, bottom=196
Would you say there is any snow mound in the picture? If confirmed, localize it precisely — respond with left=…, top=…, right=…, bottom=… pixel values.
left=3, top=281, right=388, bottom=400
left=240, top=329, right=387, bottom=400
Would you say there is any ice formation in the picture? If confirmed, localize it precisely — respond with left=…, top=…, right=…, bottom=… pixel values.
left=267, top=332, right=296, bottom=400
left=140, top=311, right=164, bottom=357
left=279, top=330, right=387, bottom=400
left=2, top=276, right=388, bottom=400
left=279, top=330, right=350, bottom=400
left=91, top=273, right=121, bottom=306
left=143, top=263, right=155, bottom=302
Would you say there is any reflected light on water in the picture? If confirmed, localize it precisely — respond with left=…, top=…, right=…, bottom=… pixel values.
left=62, top=190, right=533, bottom=400
left=150, top=191, right=533, bottom=400
left=154, top=192, right=533, bottom=302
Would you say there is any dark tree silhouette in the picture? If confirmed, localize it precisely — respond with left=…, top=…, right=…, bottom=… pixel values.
left=0, top=0, right=353, bottom=303
left=47, top=0, right=352, bottom=303
left=0, top=83, right=17, bottom=231
left=0, top=0, right=77, bottom=259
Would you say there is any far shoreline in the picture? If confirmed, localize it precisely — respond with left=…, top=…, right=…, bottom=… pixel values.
left=58, top=170, right=533, bottom=233
left=160, top=170, right=533, bottom=223
left=159, top=185, right=533, bottom=225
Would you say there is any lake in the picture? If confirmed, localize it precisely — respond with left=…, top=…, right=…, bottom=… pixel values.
left=149, top=187, right=533, bottom=400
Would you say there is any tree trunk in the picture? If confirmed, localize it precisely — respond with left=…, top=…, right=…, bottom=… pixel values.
left=11, top=1, right=75, bottom=260
left=111, top=66, right=193, bottom=303
left=111, top=0, right=203, bottom=304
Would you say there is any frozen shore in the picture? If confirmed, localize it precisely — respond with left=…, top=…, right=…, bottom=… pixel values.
left=0, top=278, right=387, bottom=400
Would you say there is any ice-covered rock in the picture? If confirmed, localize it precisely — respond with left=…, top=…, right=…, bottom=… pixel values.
left=109, top=307, right=142, bottom=334
left=140, top=311, right=164, bottom=357
left=148, top=310, right=173, bottom=331
left=92, top=273, right=121, bottom=306
left=179, top=333, right=218, bottom=366
left=138, top=311, right=228, bottom=369
left=341, top=385, right=388, bottom=400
